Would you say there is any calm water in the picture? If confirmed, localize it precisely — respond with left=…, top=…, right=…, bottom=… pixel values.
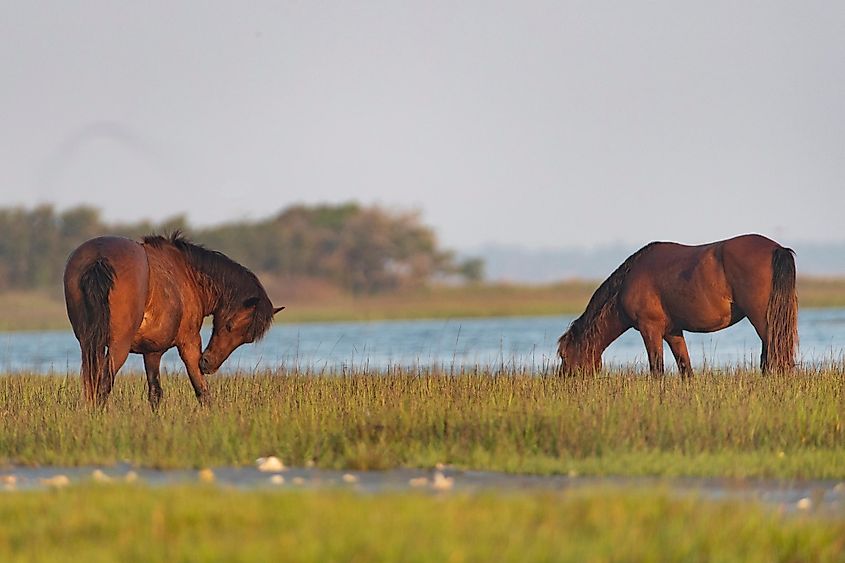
left=1, top=309, right=844, bottom=374
left=3, top=464, right=844, bottom=516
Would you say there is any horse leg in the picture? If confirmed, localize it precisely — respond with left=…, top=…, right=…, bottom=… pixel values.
left=744, top=312, right=770, bottom=373
left=638, top=324, right=665, bottom=375
left=177, top=337, right=211, bottom=406
left=143, top=352, right=164, bottom=411
left=664, top=332, right=693, bottom=377
left=97, top=337, right=131, bottom=407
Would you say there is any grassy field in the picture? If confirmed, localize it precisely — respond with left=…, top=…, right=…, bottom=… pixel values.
left=0, top=290, right=70, bottom=331
left=1, top=370, right=843, bottom=477
left=3, top=277, right=844, bottom=330
left=0, top=484, right=842, bottom=562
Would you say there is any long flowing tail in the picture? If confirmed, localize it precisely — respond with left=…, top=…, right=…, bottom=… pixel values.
left=764, top=247, right=798, bottom=373
left=78, top=258, right=116, bottom=403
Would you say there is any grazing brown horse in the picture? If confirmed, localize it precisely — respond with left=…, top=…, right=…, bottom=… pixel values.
left=557, top=234, right=797, bottom=375
left=63, top=233, right=283, bottom=408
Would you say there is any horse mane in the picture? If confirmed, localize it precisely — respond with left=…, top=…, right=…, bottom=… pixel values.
left=143, top=231, right=275, bottom=340
left=559, top=242, right=661, bottom=358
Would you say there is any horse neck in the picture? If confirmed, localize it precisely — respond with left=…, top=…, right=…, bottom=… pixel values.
left=184, top=261, right=228, bottom=318
left=146, top=240, right=234, bottom=318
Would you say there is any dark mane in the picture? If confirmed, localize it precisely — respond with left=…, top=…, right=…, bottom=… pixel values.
left=143, top=232, right=275, bottom=340
left=559, top=242, right=661, bottom=357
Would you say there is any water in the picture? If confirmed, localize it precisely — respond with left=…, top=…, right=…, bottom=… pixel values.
left=1, top=309, right=844, bottom=374
left=2, top=465, right=844, bottom=516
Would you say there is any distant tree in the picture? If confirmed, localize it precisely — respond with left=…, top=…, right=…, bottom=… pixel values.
left=456, top=258, right=485, bottom=283
left=59, top=206, right=103, bottom=240
left=0, top=202, right=484, bottom=294
left=0, top=207, right=32, bottom=288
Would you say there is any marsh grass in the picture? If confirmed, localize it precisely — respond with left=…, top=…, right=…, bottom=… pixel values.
left=1, top=368, right=843, bottom=476
left=0, top=485, right=843, bottom=562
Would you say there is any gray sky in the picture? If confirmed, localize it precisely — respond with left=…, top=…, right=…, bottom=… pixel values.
left=1, top=1, right=843, bottom=250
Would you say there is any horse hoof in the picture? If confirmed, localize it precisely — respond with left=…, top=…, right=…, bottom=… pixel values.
left=196, top=393, right=213, bottom=407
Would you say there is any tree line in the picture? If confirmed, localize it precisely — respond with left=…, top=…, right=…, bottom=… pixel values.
left=0, top=203, right=483, bottom=294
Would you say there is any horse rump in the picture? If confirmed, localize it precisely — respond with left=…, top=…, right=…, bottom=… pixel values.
left=77, top=258, right=116, bottom=403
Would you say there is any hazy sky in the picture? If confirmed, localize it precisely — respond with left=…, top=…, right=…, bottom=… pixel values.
left=1, top=2, right=843, bottom=250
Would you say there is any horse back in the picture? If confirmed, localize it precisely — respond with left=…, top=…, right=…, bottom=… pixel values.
left=622, top=242, right=722, bottom=312
left=620, top=235, right=779, bottom=332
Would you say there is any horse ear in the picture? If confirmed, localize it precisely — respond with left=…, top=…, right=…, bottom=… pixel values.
left=273, top=306, right=285, bottom=315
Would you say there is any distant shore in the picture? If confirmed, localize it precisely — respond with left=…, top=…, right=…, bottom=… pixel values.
left=2, top=277, right=844, bottom=331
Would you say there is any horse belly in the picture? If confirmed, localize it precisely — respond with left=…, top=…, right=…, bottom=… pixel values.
left=666, top=293, right=741, bottom=333
left=678, top=309, right=737, bottom=333
left=130, top=311, right=178, bottom=354
left=661, top=254, right=739, bottom=333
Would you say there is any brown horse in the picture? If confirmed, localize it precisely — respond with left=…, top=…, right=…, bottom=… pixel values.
left=63, top=233, right=283, bottom=408
left=557, top=234, right=798, bottom=375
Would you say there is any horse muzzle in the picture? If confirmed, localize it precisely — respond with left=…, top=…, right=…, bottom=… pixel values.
left=199, top=355, right=217, bottom=375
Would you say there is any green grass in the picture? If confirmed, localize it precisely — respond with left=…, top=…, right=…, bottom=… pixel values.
left=3, top=277, right=843, bottom=330
left=0, top=484, right=842, bottom=562
left=1, top=370, right=843, bottom=477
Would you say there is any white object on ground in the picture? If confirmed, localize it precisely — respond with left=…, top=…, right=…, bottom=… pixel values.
left=41, top=475, right=70, bottom=488
left=91, top=469, right=111, bottom=483
left=431, top=471, right=454, bottom=491
left=256, top=456, right=286, bottom=472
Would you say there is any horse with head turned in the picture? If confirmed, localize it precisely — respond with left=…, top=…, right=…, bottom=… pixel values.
left=63, top=232, right=284, bottom=408
left=557, top=234, right=798, bottom=376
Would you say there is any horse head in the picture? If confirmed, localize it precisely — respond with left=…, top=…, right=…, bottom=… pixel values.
left=200, top=297, right=284, bottom=375
left=557, top=332, right=601, bottom=375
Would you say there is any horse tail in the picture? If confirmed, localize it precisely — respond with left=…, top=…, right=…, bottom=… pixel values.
left=78, top=258, right=116, bottom=403
left=765, top=246, right=798, bottom=373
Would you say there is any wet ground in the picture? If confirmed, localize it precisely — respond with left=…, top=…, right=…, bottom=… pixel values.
left=2, top=464, right=844, bottom=517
